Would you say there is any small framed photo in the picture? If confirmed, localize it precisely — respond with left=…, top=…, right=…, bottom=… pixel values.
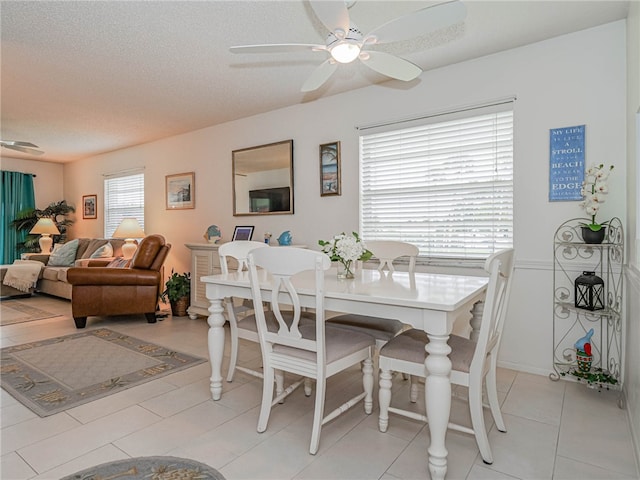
left=166, top=172, right=195, bottom=210
left=82, top=194, right=97, bottom=219
left=320, top=141, right=341, bottom=196
left=232, top=226, right=254, bottom=241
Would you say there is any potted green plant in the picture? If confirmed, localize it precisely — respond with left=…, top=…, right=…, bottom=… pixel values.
left=12, top=200, right=76, bottom=253
left=161, top=270, right=191, bottom=316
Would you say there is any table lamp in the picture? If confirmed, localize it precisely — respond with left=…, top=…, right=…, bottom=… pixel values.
left=113, top=218, right=145, bottom=259
left=29, top=218, right=60, bottom=253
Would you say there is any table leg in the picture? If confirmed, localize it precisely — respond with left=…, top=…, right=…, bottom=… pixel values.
left=425, top=333, right=452, bottom=480
left=207, top=297, right=226, bottom=400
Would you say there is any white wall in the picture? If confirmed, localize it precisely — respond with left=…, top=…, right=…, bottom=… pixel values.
left=0, top=157, right=65, bottom=209
left=625, top=0, right=640, bottom=468
left=63, top=22, right=626, bottom=377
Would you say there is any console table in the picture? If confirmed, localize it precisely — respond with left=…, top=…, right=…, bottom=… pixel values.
left=185, top=243, right=223, bottom=319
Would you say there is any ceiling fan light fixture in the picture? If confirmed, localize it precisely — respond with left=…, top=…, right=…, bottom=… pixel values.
left=330, top=41, right=361, bottom=63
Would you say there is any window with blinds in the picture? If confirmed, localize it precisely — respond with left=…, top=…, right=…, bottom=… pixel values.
left=359, top=103, right=513, bottom=262
left=104, top=172, right=144, bottom=238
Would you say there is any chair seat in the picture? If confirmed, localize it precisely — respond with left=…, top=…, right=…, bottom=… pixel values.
left=379, top=329, right=475, bottom=373
left=273, top=324, right=376, bottom=363
left=238, top=311, right=315, bottom=334
left=327, top=314, right=404, bottom=342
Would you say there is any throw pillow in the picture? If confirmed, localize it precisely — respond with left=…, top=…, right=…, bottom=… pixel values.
left=90, top=242, right=113, bottom=258
left=106, top=257, right=130, bottom=268
left=48, top=239, right=79, bottom=267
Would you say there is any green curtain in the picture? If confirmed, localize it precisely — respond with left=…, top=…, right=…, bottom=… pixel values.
left=1, top=170, right=35, bottom=263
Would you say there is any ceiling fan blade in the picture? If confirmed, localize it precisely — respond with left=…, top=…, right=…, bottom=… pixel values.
left=365, top=0, right=467, bottom=45
left=2, top=144, right=44, bottom=155
left=309, top=0, right=350, bottom=35
left=1, top=140, right=40, bottom=148
left=301, top=59, right=338, bottom=92
left=230, top=43, right=325, bottom=54
left=361, top=51, right=422, bottom=81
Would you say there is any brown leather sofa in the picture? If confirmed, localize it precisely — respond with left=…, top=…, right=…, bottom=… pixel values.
left=67, top=234, right=171, bottom=328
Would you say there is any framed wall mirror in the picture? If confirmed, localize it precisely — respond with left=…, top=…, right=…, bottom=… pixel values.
left=233, top=139, right=294, bottom=216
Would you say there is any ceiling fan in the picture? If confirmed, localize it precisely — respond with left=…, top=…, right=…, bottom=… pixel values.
left=0, top=140, right=44, bottom=156
left=230, top=0, right=466, bottom=92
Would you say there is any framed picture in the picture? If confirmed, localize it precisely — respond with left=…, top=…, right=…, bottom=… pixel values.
left=166, top=172, right=195, bottom=210
left=232, top=225, right=254, bottom=241
left=549, top=125, right=585, bottom=202
left=320, top=141, right=341, bottom=196
left=82, top=194, right=97, bottom=219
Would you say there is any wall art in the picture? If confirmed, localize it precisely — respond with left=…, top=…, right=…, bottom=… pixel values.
left=82, top=194, right=97, bottom=219
left=166, top=172, right=195, bottom=210
left=320, top=141, right=341, bottom=196
left=549, top=125, right=585, bottom=201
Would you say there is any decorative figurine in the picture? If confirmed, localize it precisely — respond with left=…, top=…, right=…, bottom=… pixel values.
left=277, top=230, right=292, bottom=246
left=204, top=225, right=221, bottom=244
left=575, top=328, right=594, bottom=373
left=574, top=328, right=594, bottom=351
left=264, top=232, right=272, bottom=245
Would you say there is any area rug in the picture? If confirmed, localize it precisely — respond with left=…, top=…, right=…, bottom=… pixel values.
left=0, top=299, right=62, bottom=326
left=61, top=456, right=226, bottom=480
left=0, top=328, right=207, bottom=417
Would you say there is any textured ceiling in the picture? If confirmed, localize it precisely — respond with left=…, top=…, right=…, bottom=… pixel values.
left=0, top=0, right=630, bottom=163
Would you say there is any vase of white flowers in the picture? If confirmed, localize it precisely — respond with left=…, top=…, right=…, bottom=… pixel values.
left=579, top=163, right=614, bottom=244
left=318, top=232, right=373, bottom=279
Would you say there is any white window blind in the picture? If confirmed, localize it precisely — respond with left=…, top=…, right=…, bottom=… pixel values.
left=359, top=104, right=513, bottom=261
left=104, top=172, right=144, bottom=238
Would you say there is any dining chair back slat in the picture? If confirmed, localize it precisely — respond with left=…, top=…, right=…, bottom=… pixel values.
left=366, top=240, right=419, bottom=273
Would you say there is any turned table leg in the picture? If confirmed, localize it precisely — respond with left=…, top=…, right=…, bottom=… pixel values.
left=425, top=333, right=452, bottom=480
left=207, top=297, right=226, bottom=400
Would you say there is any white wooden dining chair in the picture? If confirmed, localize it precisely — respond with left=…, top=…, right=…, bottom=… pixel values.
left=247, top=247, right=375, bottom=455
left=218, top=240, right=269, bottom=382
left=377, top=248, right=515, bottom=465
left=327, top=240, right=419, bottom=349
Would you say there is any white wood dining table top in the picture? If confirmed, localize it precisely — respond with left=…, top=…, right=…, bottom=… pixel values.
left=202, top=267, right=488, bottom=312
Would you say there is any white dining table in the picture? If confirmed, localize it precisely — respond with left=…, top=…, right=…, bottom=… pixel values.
left=201, top=266, right=488, bottom=479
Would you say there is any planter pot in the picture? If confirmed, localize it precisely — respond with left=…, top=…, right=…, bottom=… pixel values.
left=581, top=226, right=606, bottom=244
left=170, top=296, right=190, bottom=317
left=576, top=351, right=593, bottom=373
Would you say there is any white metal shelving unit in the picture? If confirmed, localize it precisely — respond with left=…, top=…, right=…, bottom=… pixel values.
left=549, top=217, right=624, bottom=407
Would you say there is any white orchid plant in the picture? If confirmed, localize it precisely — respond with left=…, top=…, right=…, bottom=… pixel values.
left=318, top=232, right=372, bottom=276
left=579, top=163, right=614, bottom=232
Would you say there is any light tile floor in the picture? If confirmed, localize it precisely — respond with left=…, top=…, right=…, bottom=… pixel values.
left=1, top=295, right=638, bottom=480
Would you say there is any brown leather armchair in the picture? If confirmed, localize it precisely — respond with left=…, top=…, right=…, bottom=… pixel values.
left=67, top=234, right=171, bottom=328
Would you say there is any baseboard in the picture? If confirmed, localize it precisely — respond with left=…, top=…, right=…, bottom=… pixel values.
left=625, top=387, right=640, bottom=479
left=497, top=360, right=551, bottom=378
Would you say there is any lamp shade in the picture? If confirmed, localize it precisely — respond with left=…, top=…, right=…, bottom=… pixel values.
left=29, top=218, right=60, bottom=235
left=112, top=218, right=145, bottom=259
left=112, top=218, right=145, bottom=239
left=29, top=218, right=60, bottom=253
